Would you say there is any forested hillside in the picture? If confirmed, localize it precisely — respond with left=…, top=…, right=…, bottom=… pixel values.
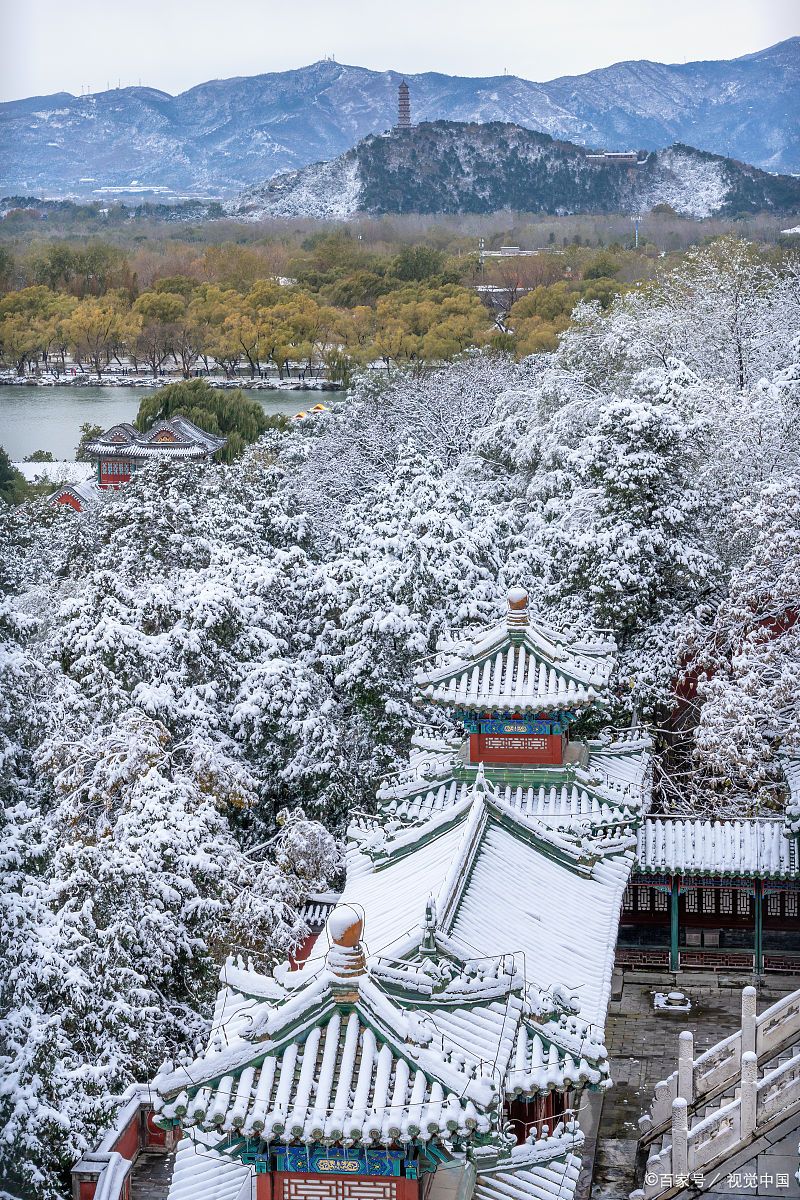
left=237, top=124, right=800, bottom=219
left=1, top=237, right=799, bottom=1196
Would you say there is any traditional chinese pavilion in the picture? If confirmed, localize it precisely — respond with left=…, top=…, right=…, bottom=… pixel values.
left=618, top=802, right=800, bottom=975
left=86, top=415, right=227, bottom=487
left=52, top=415, right=227, bottom=511
left=73, top=587, right=800, bottom=1197
left=50, top=478, right=102, bottom=513
left=142, top=587, right=653, bottom=1200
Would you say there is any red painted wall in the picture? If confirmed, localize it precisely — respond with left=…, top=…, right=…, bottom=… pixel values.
left=469, top=733, right=564, bottom=766
left=55, top=492, right=82, bottom=512
left=111, top=1112, right=140, bottom=1161
left=98, top=460, right=132, bottom=488
left=289, top=931, right=321, bottom=971
left=144, top=1110, right=169, bottom=1147
left=262, top=1171, right=421, bottom=1200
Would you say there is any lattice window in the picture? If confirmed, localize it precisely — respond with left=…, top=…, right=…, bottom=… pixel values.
left=622, top=887, right=634, bottom=912
left=654, top=890, right=668, bottom=912
left=768, top=894, right=781, bottom=917
left=637, top=887, right=651, bottom=912
left=283, top=1180, right=397, bottom=1200
left=787, top=893, right=798, bottom=918
left=702, top=888, right=715, bottom=914
left=685, top=890, right=698, bottom=913
left=737, top=891, right=751, bottom=916
left=720, top=890, right=733, bottom=915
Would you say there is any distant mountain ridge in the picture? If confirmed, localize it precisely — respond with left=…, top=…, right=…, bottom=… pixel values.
left=232, top=123, right=800, bottom=220
left=0, top=38, right=798, bottom=197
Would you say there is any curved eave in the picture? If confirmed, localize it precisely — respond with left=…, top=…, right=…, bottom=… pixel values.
left=419, top=687, right=607, bottom=714
left=86, top=444, right=212, bottom=459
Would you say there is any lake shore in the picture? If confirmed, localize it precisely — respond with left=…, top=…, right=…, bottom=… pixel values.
left=0, top=384, right=345, bottom=460
left=0, top=373, right=344, bottom=391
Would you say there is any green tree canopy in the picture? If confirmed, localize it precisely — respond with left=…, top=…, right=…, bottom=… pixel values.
left=0, top=446, right=26, bottom=504
left=390, top=244, right=448, bottom=282
left=135, top=378, right=276, bottom=462
left=75, top=422, right=104, bottom=461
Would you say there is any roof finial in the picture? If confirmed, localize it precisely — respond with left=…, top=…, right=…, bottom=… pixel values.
left=326, top=904, right=366, bottom=983
left=421, top=896, right=437, bottom=954
left=507, top=586, right=529, bottom=631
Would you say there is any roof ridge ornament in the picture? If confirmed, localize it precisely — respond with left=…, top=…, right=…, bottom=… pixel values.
left=506, top=586, right=529, bottom=639
left=326, top=904, right=366, bottom=999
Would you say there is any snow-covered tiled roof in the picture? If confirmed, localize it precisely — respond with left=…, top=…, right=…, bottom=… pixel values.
left=49, top=479, right=103, bottom=508
left=156, top=896, right=611, bottom=1162
left=636, top=817, right=798, bottom=878
left=84, top=416, right=226, bottom=459
left=376, top=729, right=651, bottom=840
left=381, top=775, right=633, bottom=829
left=448, top=819, right=632, bottom=1027
left=14, top=460, right=93, bottom=484
left=157, top=923, right=530, bottom=1149
left=415, top=591, right=614, bottom=714
left=475, top=1149, right=582, bottom=1200
left=316, top=771, right=635, bottom=1029
left=167, top=1136, right=251, bottom=1200
left=506, top=1021, right=606, bottom=1095
left=159, top=1003, right=493, bottom=1145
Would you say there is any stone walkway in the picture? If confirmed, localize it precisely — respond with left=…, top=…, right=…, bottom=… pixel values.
left=586, top=971, right=800, bottom=1200
left=130, top=1151, right=176, bottom=1200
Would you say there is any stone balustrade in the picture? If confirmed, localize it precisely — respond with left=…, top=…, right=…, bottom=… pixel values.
left=640, top=985, right=800, bottom=1138
left=633, top=986, right=800, bottom=1200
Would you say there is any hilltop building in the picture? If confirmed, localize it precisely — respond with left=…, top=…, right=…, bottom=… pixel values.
left=585, top=151, right=641, bottom=165
left=51, top=415, right=227, bottom=511
left=395, top=81, right=412, bottom=130
left=72, top=587, right=800, bottom=1198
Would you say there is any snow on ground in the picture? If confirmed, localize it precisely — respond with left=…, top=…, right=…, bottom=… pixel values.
left=236, top=152, right=362, bottom=220
left=13, top=461, right=94, bottom=484
left=637, top=147, right=731, bottom=218
left=782, top=225, right=800, bottom=234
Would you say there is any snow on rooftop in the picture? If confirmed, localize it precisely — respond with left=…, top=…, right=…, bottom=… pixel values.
left=415, top=591, right=615, bottom=714
left=637, top=817, right=797, bottom=878
left=475, top=1150, right=582, bottom=1200
left=167, top=1136, right=250, bottom=1200
left=449, top=820, right=631, bottom=1027
left=14, top=461, right=93, bottom=484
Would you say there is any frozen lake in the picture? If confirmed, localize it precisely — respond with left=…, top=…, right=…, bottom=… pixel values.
left=0, top=385, right=343, bottom=461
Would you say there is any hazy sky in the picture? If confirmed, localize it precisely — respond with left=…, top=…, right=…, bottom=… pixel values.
left=2, top=0, right=797, bottom=102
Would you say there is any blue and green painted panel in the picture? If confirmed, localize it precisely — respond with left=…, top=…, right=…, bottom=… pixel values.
left=271, top=1147, right=413, bottom=1176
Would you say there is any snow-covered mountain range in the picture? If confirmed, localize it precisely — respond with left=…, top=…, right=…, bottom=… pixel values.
left=1, top=38, right=798, bottom=198
left=232, top=124, right=800, bottom=220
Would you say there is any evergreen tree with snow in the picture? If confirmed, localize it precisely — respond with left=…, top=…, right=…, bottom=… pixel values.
left=693, top=477, right=800, bottom=802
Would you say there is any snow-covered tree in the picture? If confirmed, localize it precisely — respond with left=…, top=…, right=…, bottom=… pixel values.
left=312, top=444, right=504, bottom=798
left=693, top=477, right=800, bottom=798
left=542, top=391, right=714, bottom=657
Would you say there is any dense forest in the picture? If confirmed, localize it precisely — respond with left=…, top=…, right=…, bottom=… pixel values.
left=1, top=223, right=798, bottom=381
left=1, top=236, right=799, bottom=1197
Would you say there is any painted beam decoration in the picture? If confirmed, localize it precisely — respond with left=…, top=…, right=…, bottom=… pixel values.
left=272, top=1147, right=411, bottom=1176
left=478, top=719, right=561, bottom=735
left=459, top=713, right=570, bottom=735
